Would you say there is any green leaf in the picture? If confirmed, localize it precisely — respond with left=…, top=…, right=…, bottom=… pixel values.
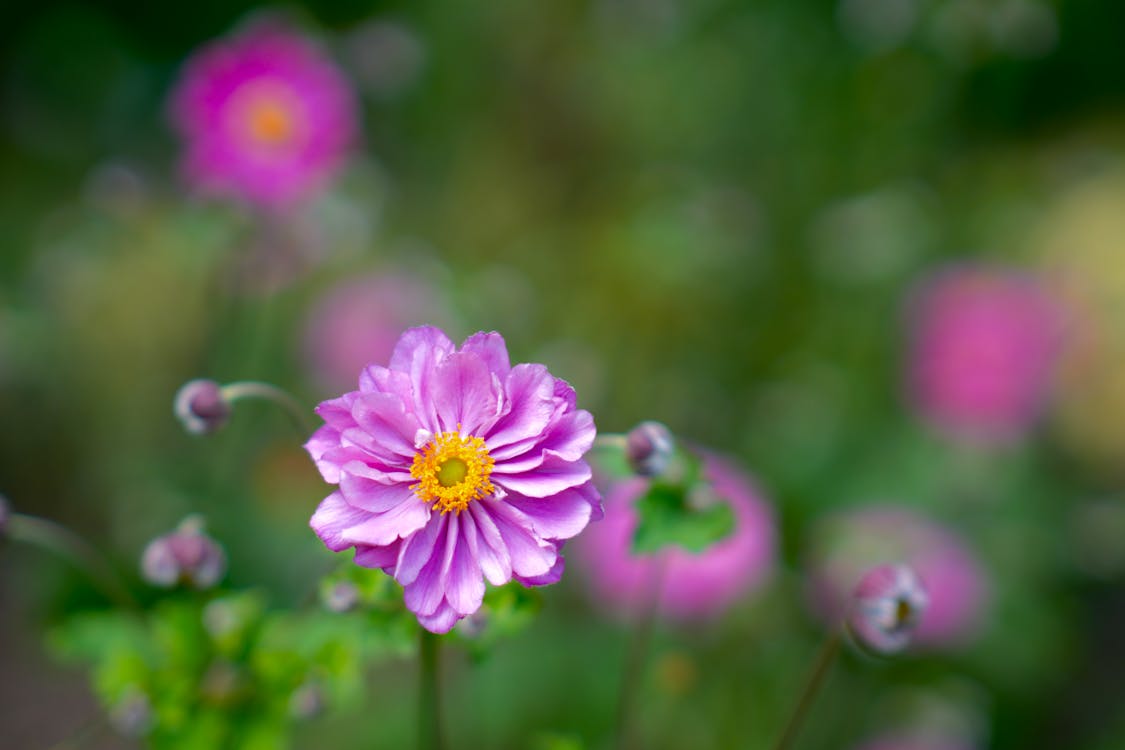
left=631, top=480, right=736, bottom=555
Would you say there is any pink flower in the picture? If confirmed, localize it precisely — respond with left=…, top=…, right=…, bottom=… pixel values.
left=906, top=265, right=1063, bottom=443
left=807, top=507, right=989, bottom=648
left=307, top=327, right=602, bottom=633
left=301, top=272, right=455, bottom=393
left=168, top=18, right=358, bottom=209
left=574, top=454, right=775, bottom=622
left=847, top=564, right=929, bottom=655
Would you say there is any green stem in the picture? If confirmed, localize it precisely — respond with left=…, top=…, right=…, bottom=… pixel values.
left=7, top=513, right=138, bottom=610
left=418, top=628, right=445, bottom=750
left=614, top=560, right=665, bottom=750
left=221, top=381, right=315, bottom=438
left=769, top=630, right=842, bottom=750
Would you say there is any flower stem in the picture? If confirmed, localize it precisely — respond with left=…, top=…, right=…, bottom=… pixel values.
left=220, top=381, right=315, bottom=438
left=769, top=630, right=842, bottom=750
left=418, top=628, right=445, bottom=750
left=7, top=513, right=138, bottom=610
left=614, top=561, right=665, bottom=750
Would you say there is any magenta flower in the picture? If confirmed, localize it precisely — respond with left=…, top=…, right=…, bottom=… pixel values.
left=807, top=507, right=989, bottom=648
left=301, top=272, right=455, bottom=393
left=574, top=454, right=775, bottom=622
left=906, top=265, right=1063, bottom=443
left=307, top=326, right=602, bottom=633
left=168, top=18, right=358, bottom=209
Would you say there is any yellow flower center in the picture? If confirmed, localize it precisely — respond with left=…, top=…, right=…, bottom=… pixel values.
left=410, top=431, right=495, bottom=514
left=247, top=98, right=295, bottom=146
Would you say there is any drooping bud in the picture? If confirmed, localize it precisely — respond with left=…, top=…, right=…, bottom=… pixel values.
left=847, top=563, right=929, bottom=655
left=141, top=516, right=227, bottom=589
left=625, top=421, right=676, bottom=477
left=174, top=379, right=231, bottom=435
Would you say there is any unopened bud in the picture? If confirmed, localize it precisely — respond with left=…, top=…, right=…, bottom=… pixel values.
left=289, top=682, right=326, bottom=720
left=175, top=379, right=231, bottom=435
left=322, top=580, right=359, bottom=613
left=847, top=563, right=929, bottom=655
left=625, top=421, right=675, bottom=477
left=141, top=516, right=226, bottom=589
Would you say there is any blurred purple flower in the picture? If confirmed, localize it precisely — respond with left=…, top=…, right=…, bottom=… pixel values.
left=906, top=265, right=1063, bottom=443
left=141, top=516, right=227, bottom=589
left=168, top=18, right=358, bottom=209
left=808, top=507, right=989, bottom=648
left=307, top=326, right=602, bottom=633
left=302, top=272, right=455, bottom=393
left=574, top=454, right=775, bottom=622
left=847, top=563, right=928, bottom=655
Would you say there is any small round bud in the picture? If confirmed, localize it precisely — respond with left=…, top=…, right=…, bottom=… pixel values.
left=141, top=516, right=226, bottom=590
left=109, top=689, right=152, bottom=737
left=289, top=682, right=326, bottom=720
left=625, top=421, right=676, bottom=477
left=322, top=580, right=359, bottom=613
left=847, top=563, right=929, bottom=655
left=174, top=379, right=231, bottom=435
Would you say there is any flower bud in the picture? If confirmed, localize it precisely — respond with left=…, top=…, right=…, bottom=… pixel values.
left=174, top=379, right=231, bottom=435
left=289, top=682, right=326, bottom=720
left=847, top=563, right=929, bottom=655
left=322, top=580, right=359, bottom=613
left=109, top=689, right=152, bottom=737
left=141, top=516, right=226, bottom=589
left=625, top=421, right=676, bottom=477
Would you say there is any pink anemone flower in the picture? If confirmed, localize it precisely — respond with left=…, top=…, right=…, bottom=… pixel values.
left=307, top=327, right=603, bottom=633
left=169, top=18, right=358, bottom=209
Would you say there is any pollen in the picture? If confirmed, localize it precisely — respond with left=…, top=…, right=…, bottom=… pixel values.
left=411, top=431, right=495, bottom=514
left=248, top=98, right=295, bottom=146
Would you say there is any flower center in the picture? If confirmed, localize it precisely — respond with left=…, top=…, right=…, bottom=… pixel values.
left=226, top=80, right=304, bottom=150
left=248, top=99, right=295, bottom=146
left=410, top=431, right=495, bottom=514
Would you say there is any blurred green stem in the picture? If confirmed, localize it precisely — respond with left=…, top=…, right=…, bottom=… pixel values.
left=7, top=513, right=138, bottom=610
left=769, top=630, right=842, bottom=750
left=419, top=628, right=445, bottom=750
left=614, top=560, right=665, bottom=750
left=221, top=381, right=315, bottom=438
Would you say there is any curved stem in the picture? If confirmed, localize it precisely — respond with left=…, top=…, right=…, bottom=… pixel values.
left=614, top=560, right=665, bottom=750
left=221, top=381, right=316, bottom=438
left=769, top=630, right=842, bottom=750
left=593, top=434, right=628, bottom=450
left=7, top=513, right=138, bottom=610
left=418, top=628, right=445, bottom=750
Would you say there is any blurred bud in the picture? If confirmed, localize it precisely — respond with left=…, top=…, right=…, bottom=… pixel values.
left=141, top=516, right=226, bottom=589
left=174, top=379, right=231, bottom=435
left=322, top=580, right=359, bottom=613
left=109, top=688, right=152, bottom=737
left=289, top=681, right=326, bottom=720
left=847, top=563, right=929, bottom=655
left=0, top=493, right=10, bottom=538
left=456, top=607, right=490, bottom=639
left=625, top=421, right=675, bottom=477
left=201, top=661, right=246, bottom=707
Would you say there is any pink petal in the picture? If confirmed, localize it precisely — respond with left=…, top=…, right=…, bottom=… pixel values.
left=310, top=491, right=369, bottom=551
left=350, top=391, right=424, bottom=460
left=485, top=364, right=557, bottom=453
left=417, top=600, right=461, bottom=634
left=492, top=452, right=592, bottom=497
left=395, top=513, right=447, bottom=586
left=466, top=503, right=513, bottom=585
left=483, top=500, right=558, bottom=578
left=431, top=351, right=503, bottom=435
left=444, top=514, right=485, bottom=616
left=505, top=481, right=600, bottom=541
left=341, top=497, right=429, bottom=546
left=354, top=541, right=402, bottom=571
left=460, top=331, right=511, bottom=377
left=338, top=474, right=416, bottom=513
left=388, top=326, right=455, bottom=432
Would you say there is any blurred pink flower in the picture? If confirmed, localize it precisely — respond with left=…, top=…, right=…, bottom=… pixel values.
left=168, top=18, right=358, bottom=209
left=301, top=272, right=455, bottom=393
left=847, top=563, right=928, bottom=655
left=574, top=454, right=775, bottom=622
left=906, top=265, right=1063, bottom=443
left=807, top=507, right=989, bottom=648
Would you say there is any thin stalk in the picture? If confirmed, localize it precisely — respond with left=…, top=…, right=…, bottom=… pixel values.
left=7, top=513, right=138, bottom=610
left=614, top=560, right=666, bottom=750
left=221, top=381, right=315, bottom=437
left=418, top=628, right=445, bottom=750
left=769, top=630, right=842, bottom=750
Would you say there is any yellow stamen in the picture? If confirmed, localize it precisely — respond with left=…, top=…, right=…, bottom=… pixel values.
left=247, top=99, right=295, bottom=146
left=411, top=431, right=495, bottom=514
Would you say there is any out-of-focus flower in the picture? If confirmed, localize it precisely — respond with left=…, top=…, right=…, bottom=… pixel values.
left=574, top=454, right=775, bottom=621
left=847, top=563, right=929, bottom=655
left=174, top=379, right=231, bottom=435
left=808, top=507, right=989, bottom=648
left=109, top=689, right=153, bottom=737
left=307, top=326, right=602, bottom=633
left=906, top=265, right=1063, bottom=444
left=322, top=580, right=359, bottom=613
left=624, top=421, right=676, bottom=477
left=289, top=682, right=325, bottom=720
left=301, top=272, right=455, bottom=393
left=141, top=516, right=227, bottom=589
left=854, top=731, right=976, bottom=750
left=168, top=18, right=358, bottom=209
